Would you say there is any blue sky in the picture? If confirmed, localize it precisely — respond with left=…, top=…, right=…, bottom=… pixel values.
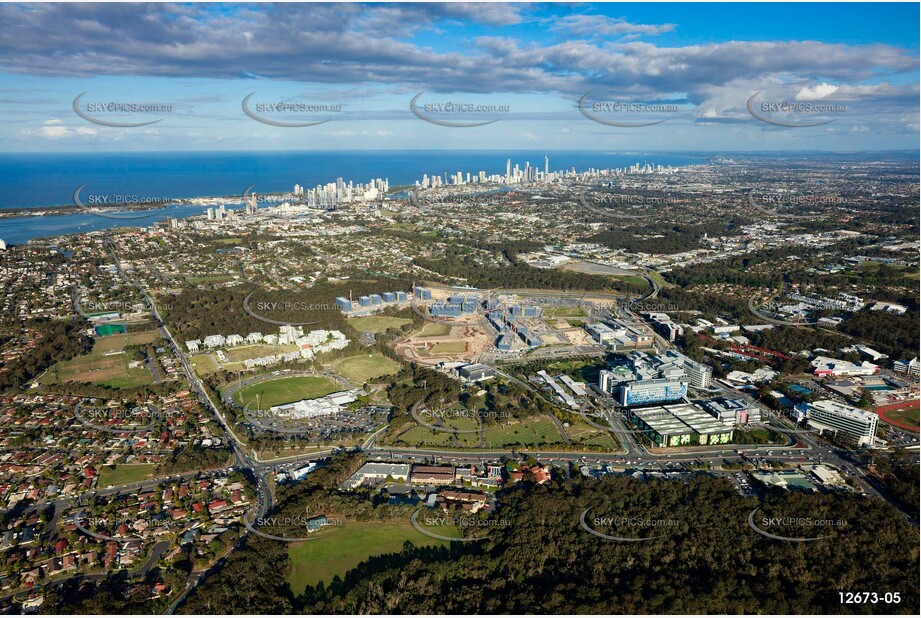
left=0, top=2, right=917, bottom=152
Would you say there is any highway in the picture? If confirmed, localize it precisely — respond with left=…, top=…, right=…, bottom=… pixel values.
left=66, top=238, right=910, bottom=614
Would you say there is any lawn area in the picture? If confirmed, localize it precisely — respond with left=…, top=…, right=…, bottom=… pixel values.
left=234, top=375, right=340, bottom=408
left=287, top=520, right=452, bottom=593
left=614, top=274, right=650, bottom=288
left=97, top=464, right=156, bottom=488
left=40, top=329, right=160, bottom=388
left=429, top=341, right=467, bottom=354
left=415, top=323, right=451, bottom=338
left=545, top=307, right=587, bottom=318
left=394, top=425, right=459, bottom=447
left=189, top=353, right=220, bottom=375
left=481, top=416, right=565, bottom=448
left=330, top=353, right=401, bottom=383
left=42, top=351, right=152, bottom=389
left=349, top=316, right=413, bottom=333
left=565, top=421, right=619, bottom=449
left=222, top=344, right=297, bottom=362
left=92, top=329, right=160, bottom=354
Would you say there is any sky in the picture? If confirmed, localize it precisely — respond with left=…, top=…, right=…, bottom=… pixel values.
left=0, top=2, right=918, bottom=152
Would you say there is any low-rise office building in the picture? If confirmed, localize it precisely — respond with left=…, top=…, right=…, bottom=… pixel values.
left=629, top=403, right=733, bottom=447
left=794, top=399, right=879, bottom=447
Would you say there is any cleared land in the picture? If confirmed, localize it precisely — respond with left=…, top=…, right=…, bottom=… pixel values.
left=330, top=353, right=401, bottom=383
left=287, top=521, right=453, bottom=592
left=234, top=376, right=340, bottom=408
left=41, top=330, right=159, bottom=388
left=97, top=464, right=156, bottom=488
left=416, top=323, right=451, bottom=338
left=429, top=341, right=467, bottom=354
left=349, top=316, right=413, bottom=333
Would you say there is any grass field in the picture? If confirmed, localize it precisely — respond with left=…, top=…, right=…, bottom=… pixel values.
left=614, top=274, right=650, bottom=287
left=189, top=353, right=220, bottom=375
left=395, top=426, right=459, bottom=447
left=441, top=414, right=480, bottom=432
left=429, top=341, right=467, bottom=354
left=879, top=405, right=920, bottom=430
left=331, top=353, right=401, bottom=383
left=565, top=421, right=619, bottom=449
left=234, top=375, right=340, bottom=408
left=222, top=344, right=298, bottom=362
left=349, top=316, right=413, bottom=333
left=287, top=521, right=452, bottom=593
left=545, top=307, right=587, bottom=318
left=481, top=416, right=565, bottom=448
left=42, top=330, right=159, bottom=388
left=93, top=330, right=160, bottom=353
left=97, top=464, right=156, bottom=488
left=415, top=323, right=451, bottom=338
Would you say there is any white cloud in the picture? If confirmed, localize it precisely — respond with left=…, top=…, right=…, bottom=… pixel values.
left=795, top=83, right=839, bottom=100
left=21, top=118, right=99, bottom=140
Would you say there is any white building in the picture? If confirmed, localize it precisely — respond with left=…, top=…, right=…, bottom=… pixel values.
left=870, top=302, right=907, bottom=315
left=702, top=398, right=762, bottom=425
left=893, top=357, right=919, bottom=378
left=271, top=390, right=358, bottom=419
left=795, top=399, right=879, bottom=447
left=811, top=356, right=878, bottom=377
left=203, top=335, right=226, bottom=348
left=341, top=462, right=411, bottom=490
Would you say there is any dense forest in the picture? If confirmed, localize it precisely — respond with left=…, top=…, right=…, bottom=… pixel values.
left=161, top=278, right=413, bottom=341
left=413, top=245, right=645, bottom=294
left=587, top=220, right=740, bottom=255
left=165, top=453, right=920, bottom=615
left=0, top=318, right=92, bottom=390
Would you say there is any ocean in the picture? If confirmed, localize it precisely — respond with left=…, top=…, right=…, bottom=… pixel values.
left=0, top=150, right=710, bottom=245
